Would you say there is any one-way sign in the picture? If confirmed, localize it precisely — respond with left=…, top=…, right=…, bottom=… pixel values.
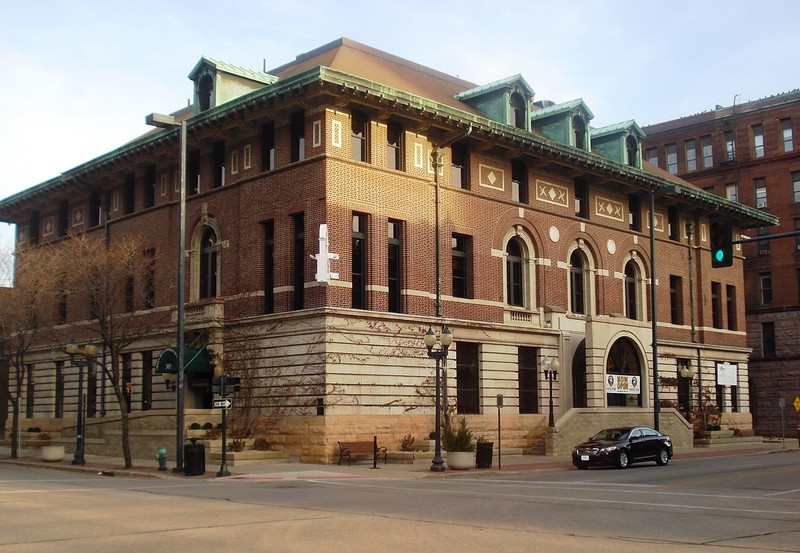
left=213, top=398, right=232, bottom=409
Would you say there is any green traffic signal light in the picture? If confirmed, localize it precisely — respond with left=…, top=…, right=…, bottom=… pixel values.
left=710, top=218, right=733, bottom=268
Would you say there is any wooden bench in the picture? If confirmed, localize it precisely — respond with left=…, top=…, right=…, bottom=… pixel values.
left=337, top=439, right=387, bottom=466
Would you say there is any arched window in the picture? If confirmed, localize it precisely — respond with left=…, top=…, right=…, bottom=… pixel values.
left=624, top=260, right=641, bottom=320
left=606, top=337, right=643, bottom=407
left=570, top=250, right=587, bottom=314
left=506, top=238, right=525, bottom=307
left=510, top=92, right=527, bottom=129
left=199, top=227, right=218, bottom=299
left=573, top=116, right=587, bottom=150
left=198, top=75, right=214, bottom=112
left=626, top=135, right=639, bottom=167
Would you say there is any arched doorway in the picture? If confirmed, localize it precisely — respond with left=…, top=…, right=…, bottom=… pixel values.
left=606, top=337, right=643, bottom=407
left=572, top=339, right=587, bottom=408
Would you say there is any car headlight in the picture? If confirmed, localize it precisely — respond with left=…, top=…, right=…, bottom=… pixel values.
left=598, top=446, right=617, bottom=454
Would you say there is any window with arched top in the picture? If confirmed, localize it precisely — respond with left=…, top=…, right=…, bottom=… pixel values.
left=569, top=250, right=588, bottom=314
left=510, top=92, right=527, bottom=129
left=624, top=260, right=642, bottom=320
left=198, top=75, right=214, bottom=112
left=626, top=135, right=639, bottom=167
left=506, top=237, right=525, bottom=307
left=573, top=115, right=587, bottom=150
left=199, top=227, right=218, bottom=299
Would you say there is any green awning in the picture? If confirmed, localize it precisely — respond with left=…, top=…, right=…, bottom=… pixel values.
left=155, top=348, right=211, bottom=374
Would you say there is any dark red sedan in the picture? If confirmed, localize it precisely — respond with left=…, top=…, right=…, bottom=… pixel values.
left=572, top=426, right=673, bottom=469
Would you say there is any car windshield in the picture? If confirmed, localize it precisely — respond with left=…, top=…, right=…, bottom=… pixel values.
left=592, top=428, right=629, bottom=441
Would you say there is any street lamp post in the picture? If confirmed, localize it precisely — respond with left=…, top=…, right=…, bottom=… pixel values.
left=146, top=112, right=187, bottom=473
left=66, top=340, right=98, bottom=465
left=423, top=325, right=453, bottom=473
left=543, top=356, right=560, bottom=428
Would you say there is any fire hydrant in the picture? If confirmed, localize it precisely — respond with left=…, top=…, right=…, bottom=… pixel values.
left=156, top=447, right=168, bottom=471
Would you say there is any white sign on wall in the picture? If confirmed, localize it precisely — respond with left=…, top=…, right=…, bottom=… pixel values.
left=606, top=374, right=641, bottom=395
left=716, top=362, right=738, bottom=387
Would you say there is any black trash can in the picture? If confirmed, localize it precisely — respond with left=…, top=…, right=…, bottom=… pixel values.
left=475, top=441, right=493, bottom=469
left=184, top=439, right=205, bottom=476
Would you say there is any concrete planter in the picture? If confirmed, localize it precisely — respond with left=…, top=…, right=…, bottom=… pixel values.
left=40, top=445, right=65, bottom=462
left=445, top=451, right=474, bottom=470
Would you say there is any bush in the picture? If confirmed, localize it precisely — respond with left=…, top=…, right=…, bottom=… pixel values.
left=189, top=422, right=202, bottom=430
left=205, top=427, right=221, bottom=440
left=202, top=422, right=214, bottom=430
left=400, top=434, right=415, bottom=451
left=442, top=417, right=475, bottom=452
left=228, top=439, right=246, bottom=452
left=27, top=427, right=41, bottom=433
left=253, top=437, right=270, bottom=451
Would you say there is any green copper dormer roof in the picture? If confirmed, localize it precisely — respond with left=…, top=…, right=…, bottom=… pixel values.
left=530, top=98, right=595, bottom=121
left=591, top=119, right=645, bottom=139
left=188, top=55, right=278, bottom=85
left=455, top=74, right=535, bottom=102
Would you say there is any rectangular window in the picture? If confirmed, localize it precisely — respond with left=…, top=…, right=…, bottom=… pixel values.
left=87, top=362, right=97, bottom=418
left=292, top=213, right=305, bottom=310
left=666, top=143, right=678, bottom=173
left=352, top=214, right=367, bottom=309
left=141, top=351, right=152, bottom=411
left=684, top=139, right=697, bottom=171
left=263, top=220, right=274, bottom=314
left=188, top=150, right=200, bottom=195
left=668, top=206, right=679, bottom=241
left=144, top=249, right=155, bottom=309
left=290, top=111, right=305, bottom=163
left=58, top=285, right=67, bottom=325
left=518, top=347, right=539, bottom=414
left=731, top=385, right=738, bottom=412
left=55, top=360, right=64, bottom=418
left=450, top=143, right=469, bottom=189
left=89, top=192, right=101, bottom=227
left=628, top=194, right=641, bottom=231
left=144, top=165, right=156, bottom=208
left=351, top=110, right=370, bottom=162
left=754, top=177, right=767, bottom=208
left=575, top=178, right=589, bottom=219
left=757, top=227, right=770, bottom=256
left=456, top=342, right=480, bottom=414
left=762, top=321, right=776, bottom=357
left=716, top=384, right=726, bottom=413
left=793, top=172, right=800, bottom=203
left=670, top=275, right=683, bottom=325
left=262, top=121, right=275, bottom=171
left=452, top=233, right=471, bottom=299
left=759, top=272, right=772, bottom=305
left=795, top=219, right=800, bottom=252
left=726, top=284, right=737, bottom=330
left=386, top=121, right=403, bottom=171
left=212, top=140, right=225, bottom=188
left=752, top=124, right=765, bottom=158
left=781, top=118, right=794, bottom=152
left=122, top=353, right=132, bottom=413
left=726, top=184, right=738, bottom=203
left=123, top=173, right=136, bottom=214
left=26, top=365, right=34, bottom=418
left=511, top=159, right=528, bottom=203
left=388, top=220, right=402, bottom=313
left=701, top=135, right=713, bottom=168
left=711, top=281, right=722, bottom=329
left=724, top=130, right=736, bottom=161
left=57, top=200, right=69, bottom=237
left=125, top=276, right=134, bottom=313
left=645, top=147, right=658, bottom=166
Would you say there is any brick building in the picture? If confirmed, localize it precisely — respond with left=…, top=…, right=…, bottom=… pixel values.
left=0, top=39, right=775, bottom=461
left=642, top=91, right=799, bottom=438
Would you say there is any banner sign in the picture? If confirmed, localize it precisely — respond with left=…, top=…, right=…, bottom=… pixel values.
left=716, top=362, right=738, bottom=386
left=606, top=374, right=641, bottom=394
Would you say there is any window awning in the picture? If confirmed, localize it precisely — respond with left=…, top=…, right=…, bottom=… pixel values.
left=155, top=347, right=211, bottom=374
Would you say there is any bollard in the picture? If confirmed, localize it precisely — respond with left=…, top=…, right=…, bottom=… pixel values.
left=156, top=447, right=168, bottom=471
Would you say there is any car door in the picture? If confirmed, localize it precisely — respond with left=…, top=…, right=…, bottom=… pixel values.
left=627, top=428, right=647, bottom=462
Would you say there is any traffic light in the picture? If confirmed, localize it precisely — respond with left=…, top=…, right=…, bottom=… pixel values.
left=212, top=374, right=242, bottom=396
left=710, top=218, right=733, bottom=268
left=225, top=376, right=241, bottom=395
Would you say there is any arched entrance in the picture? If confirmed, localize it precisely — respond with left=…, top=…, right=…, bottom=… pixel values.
left=606, top=337, right=643, bottom=407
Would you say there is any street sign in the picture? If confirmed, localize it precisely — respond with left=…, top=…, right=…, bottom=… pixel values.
left=794, top=396, right=800, bottom=413
left=213, top=398, right=232, bottom=409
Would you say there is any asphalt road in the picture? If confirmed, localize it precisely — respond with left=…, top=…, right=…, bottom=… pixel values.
left=1, top=451, right=798, bottom=552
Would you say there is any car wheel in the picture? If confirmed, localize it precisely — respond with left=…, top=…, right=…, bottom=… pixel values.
left=616, top=449, right=629, bottom=469
left=656, top=448, right=670, bottom=466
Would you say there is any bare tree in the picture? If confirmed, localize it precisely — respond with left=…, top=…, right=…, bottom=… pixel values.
left=44, top=233, right=169, bottom=468
left=0, top=244, right=55, bottom=458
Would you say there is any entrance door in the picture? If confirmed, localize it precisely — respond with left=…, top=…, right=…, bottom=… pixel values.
left=606, top=337, right=642, bottom=407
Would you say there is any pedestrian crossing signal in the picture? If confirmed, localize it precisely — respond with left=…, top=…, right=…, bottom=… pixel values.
left=710, top=218, right=733, bottom=268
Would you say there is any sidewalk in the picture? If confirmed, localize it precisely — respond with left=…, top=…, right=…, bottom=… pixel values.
left=1, top=441, right=797, bottom=481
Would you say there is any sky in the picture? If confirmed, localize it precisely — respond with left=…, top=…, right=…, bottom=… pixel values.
left=2, top=0, right=799, bottom=250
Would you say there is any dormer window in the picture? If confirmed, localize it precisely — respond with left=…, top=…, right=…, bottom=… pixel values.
left=626, top=136, right=639, bottom=168
left=573, top=116, right=587, bottom=149
left=510, top=92, right=527, bottom=130
left=198, top=75, right=214, bottom=112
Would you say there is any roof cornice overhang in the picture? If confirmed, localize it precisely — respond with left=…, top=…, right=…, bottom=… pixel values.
left=0, top=67, right=777, bottom=230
